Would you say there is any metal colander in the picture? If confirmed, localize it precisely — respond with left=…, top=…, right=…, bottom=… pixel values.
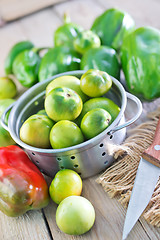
left=1, top=70, right=142, bottom=178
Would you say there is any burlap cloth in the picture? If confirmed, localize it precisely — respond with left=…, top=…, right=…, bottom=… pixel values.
left=97, top=107, right=160, bottom=227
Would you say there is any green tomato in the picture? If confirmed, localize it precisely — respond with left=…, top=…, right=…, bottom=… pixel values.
left=49, top=169, right=82, bottom=204
left=0, top=123, right=15, bottom=147
left=46, top=75, right=88, bottom=102
left=20, top=114, right=54, bottom=148
left=80, top=108, right=111, bottom=139
left=76, top=97, right=120, bottom=125
left=73, top=30, right=101, bottom=55
left=45, top=87, right=83, bottom=122
left=0, top=98, right=15, bottom=147
left=36, top=109, right=48, bottom=116
left=50, top=120, right=84, bottom=149
left=56, top=196, right=95, bottom=235
left=0, top=99, right=15, bottom=119
left=0, top=77, right=17, bottom=99
left=80, top=69, right=112, bottom=97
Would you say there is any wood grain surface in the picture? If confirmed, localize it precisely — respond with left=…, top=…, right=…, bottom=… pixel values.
left=0, top=0, right=160, bottom=239
left=0, top=0, right=66, bottom=24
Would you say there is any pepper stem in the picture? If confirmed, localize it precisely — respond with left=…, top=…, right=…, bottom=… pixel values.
left=63, top=12, right=71, bottom=24
left=32, top=47, right=50, bottom=54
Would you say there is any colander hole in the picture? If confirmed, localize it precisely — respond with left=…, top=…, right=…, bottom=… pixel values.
left=57, top=157, right=62, bottom=161
left=71, top=156, right=75, bottom=160
left=78, top=172, right=81, bottom=176
left=99, top=143, right=103, bottom=147
left=34, top=101, right=39, bottom=106
left=74, top=164, right=79, bottom=168
left=110, top=135, right=113, bottom=140
left=32, top=152, right=35, bottom=155
left=36, top=160, right=39, bottom=164
left=60, top=166, right=64, bottom=169
left=104, top=160, right=108, bottom=164
left=102, top=152, right=106, bottom=156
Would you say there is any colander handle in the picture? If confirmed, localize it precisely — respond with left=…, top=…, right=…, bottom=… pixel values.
left=107, top=92, right=142, bottom=135
left=1, top=103, right=15, bottom=132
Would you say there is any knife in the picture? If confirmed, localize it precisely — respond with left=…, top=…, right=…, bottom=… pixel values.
left=122, top=117, right=160, bottom=240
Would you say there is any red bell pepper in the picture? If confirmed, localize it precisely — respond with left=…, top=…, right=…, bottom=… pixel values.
left=0, top=145, right=49, bottom=217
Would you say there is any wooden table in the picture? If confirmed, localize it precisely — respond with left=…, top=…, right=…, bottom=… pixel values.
left=0, top=0, right=160, bottom=239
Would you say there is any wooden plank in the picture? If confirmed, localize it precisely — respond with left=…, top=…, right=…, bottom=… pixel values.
left=17, top=8, right=62, bottom=48
left=0, top=210, right=51, bottom=240
left=0, top=0, right=66, bottom=24
left=139, top=218, right=160, bottom=240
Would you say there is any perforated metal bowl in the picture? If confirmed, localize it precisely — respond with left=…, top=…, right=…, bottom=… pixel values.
left=1, top=70, right=142, bottom=178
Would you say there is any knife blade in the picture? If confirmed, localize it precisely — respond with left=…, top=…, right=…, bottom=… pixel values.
left=122, top=117, right=160, bottom=240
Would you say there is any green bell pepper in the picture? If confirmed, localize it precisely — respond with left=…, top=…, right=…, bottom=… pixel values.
left=54, top=13, right=83, bottom=49
left=38, top=46, right=81, bottom=82
left=80, top=46, right=120, bottom=80
left=120, top=26, right=160, bottom=100
left=91, top=8, right=135, bottom=51
left=4, top=41, right=34, bottom=75
left=73, top=30, right=101, bottom=55
left=12, top=49, right=41, bottom=88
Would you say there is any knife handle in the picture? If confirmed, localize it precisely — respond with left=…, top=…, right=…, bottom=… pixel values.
left=142, top=117, right=160, bottom=168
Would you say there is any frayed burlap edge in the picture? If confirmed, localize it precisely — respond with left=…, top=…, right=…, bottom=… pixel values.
left=97, top=107, right=160, bottom=227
